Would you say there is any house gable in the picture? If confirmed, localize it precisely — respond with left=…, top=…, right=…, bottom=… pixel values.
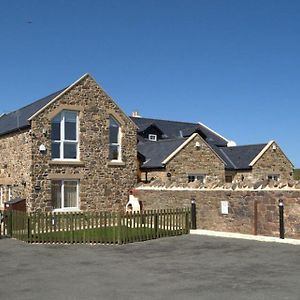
left=27, top=74, right=138, bottom=211
left=249, top=141, right=294, bottom=181
left=142, top=133, right=225, bottom=184
left=162, top=133, right=225, bottom=166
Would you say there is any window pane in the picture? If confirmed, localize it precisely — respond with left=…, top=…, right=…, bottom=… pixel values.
left=52, top=181, right=62, bottom=209
left=109, top=144, right=119, bottom=160
left=188, top=176, right=195, bottom=182
left=51, top=142, right=60, bottom=159
left=64, top=143, right=77, bottom=159
left=65, top=111, right=77, bottom=140
left=51, top=114, right=61, bottom=140
left=109, top=126, right=119, bottom=143
left=109, top=116, right=119, bottom=127
left=196, top=175, right=205, bottom=183
left=64, top=181, right=77, bottom=208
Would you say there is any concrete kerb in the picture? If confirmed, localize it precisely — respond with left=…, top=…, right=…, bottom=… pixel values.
left=190, top=229, right=300, bottom=245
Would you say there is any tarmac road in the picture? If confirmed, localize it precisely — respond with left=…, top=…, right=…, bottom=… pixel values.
left=0, top=235, right=299, bottom=300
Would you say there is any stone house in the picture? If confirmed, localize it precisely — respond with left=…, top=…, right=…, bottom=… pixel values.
left=0, top=75, right=294, bottom=212
left=0, top=74, right=137, bottom=212
left=131, top=116, right=294, bottom=184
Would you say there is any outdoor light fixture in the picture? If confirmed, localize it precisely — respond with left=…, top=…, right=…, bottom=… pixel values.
left=42, top=128, right=48, bottom=137
left=39, top=144, right=46, bottom=152
left=195, top=141, right=201, bottom=149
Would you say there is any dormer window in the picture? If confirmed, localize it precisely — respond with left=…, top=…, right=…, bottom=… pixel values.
left=109, top=116, right=122, bottom=161
left=51, top=111, right=79, bottom=160
left=148, top=134, right=157, bottom=141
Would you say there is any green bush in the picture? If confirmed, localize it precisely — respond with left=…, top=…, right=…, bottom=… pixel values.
left=294, top=169, right=300, bottom=180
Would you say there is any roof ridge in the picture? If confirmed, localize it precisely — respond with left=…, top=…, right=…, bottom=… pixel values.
left=140, top=137, right=188, bottom=144
left=198, top=122, right=229, bottom=143
left=130, top=116, right=197, bottom=125
left=222, top=143, right=267, bottom=149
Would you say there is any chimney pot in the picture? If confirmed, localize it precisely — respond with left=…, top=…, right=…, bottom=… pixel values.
left=132, top=111, right=141, bottom=118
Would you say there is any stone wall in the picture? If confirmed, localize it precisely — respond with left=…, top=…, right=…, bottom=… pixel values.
left=28, top=74, right=137, bottom=212
left=251, top=142, right=293, bottom=181
left=0, top=129, right=32, bottom=206
left=141, top=134, right=225, bottom=184
left=136, top=183, right=300, bottom=239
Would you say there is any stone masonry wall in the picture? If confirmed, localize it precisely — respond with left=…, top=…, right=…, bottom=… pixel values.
left=136, top=187, right=300, bottom=239
left=29, top=75, right=137, bottom=212
left=251, top=142, right=293, bottom=181
left=0, top=130, right=32, bottom=205
left=141, top=134, right=225, bottom=184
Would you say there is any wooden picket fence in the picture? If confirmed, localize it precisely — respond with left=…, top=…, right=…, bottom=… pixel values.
left=0, top=208, right=190, bottom=244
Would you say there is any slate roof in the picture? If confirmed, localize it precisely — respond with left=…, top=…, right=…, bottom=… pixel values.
left=132, top=117, right=269, bottom=170
left=138, top=138, right=188, bottom=169
left=216, top=144, right=267, bottom=170
left=130, top=117, right=228, bottom=147
left=0, top=88, right=67, bottom=136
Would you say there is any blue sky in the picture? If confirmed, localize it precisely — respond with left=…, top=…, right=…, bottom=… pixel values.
left=1, top=0, right=300, bottom=166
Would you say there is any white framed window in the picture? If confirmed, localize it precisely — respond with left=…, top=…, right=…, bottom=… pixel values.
left=0, top=186, right=3, bottom=207
left=8, top=185, right=12, bottom=201
left=51, top=111, right=79, bottom=160
left=188, top=174, right=206, bottom=183
left=148, top=134, right=157, bottom=141
left=109, top=116, right=122, bottom=161
left=51, top=180, right=79, bottom=211
left=267, top=174, right=280, bottom=181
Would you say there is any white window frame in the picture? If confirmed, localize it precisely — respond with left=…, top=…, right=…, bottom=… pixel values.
left=0, top=186, right=3, bottom=207
left=52, top=180, right=80, bottom=212
left=51, top=111, right=79, bottom=161
left=188, top=174, right=206, bottom=183
left=109, top=116, right=122, bottom=162
left=8, top=185, right=12, bottom=201
left=148, top=134, right=157, bottom=141
left=267, top=174, right=280, bottom=181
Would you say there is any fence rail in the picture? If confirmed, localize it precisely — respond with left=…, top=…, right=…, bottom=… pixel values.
left=0, top=208, right=190, bottom=244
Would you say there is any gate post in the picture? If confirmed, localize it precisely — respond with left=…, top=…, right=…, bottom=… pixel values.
left=117, top=212, right=122, bottom=245
left=191, top=199, right=197, bottom=229
left=6, top=210, right=13, bottom=237
left=253, top=200, right=258, bottom=235
left=278, top=199, right=285, bottom=239
left=154, top=213, right=158, bottom=238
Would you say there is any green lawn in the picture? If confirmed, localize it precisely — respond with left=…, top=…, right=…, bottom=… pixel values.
left=294, top=169, right=300, bottom=180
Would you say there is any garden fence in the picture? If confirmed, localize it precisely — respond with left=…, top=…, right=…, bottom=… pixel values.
left=0, top=208, right=190, bottom=244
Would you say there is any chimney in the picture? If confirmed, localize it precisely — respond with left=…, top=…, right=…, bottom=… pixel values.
left=131, top=111, right=141, bottom=118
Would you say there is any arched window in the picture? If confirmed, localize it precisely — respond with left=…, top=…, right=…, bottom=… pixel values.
left=109, top=116, right=121, bottom=161
left=51, top=111, right=79, bottom=160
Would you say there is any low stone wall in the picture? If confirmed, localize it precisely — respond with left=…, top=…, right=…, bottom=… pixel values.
left=136, top=186, right=300, bottom=239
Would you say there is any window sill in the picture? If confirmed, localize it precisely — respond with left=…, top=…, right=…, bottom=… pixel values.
left=108, top=161, right=126, bottom=167
left=49, top=160, right=85, bottom=166
left=52, top=208, right=81, bottom=213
